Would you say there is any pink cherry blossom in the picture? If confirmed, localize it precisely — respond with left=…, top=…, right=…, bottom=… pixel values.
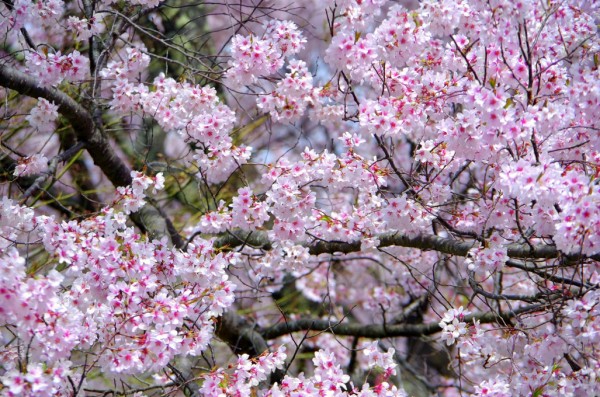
left=2, top=0, right=600, bottom=396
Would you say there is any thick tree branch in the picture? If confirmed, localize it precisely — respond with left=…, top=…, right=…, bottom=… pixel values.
left=0, top=63, right=132, bottom=187
left=215, top=230, right=600, bottom=262
left=0, top=63, right=273, bottom=372
left=262, top=317, right=441, bottom=340
left=260, top=304, right=542, bottom=340
left=0, top=63, right=184, bottom=248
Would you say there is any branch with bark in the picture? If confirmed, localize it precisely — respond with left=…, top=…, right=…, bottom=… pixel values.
left=0, top=62, right=280, bottom=382
left=214, top=230, right=600, bottom=262
left=0, top=63, right=184, bottom=248
left=259, top=304, right=541, bottom=340
left=0, top=63, right=131, bottom=187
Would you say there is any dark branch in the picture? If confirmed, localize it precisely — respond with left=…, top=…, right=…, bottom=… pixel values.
left=0, top=63, right=184, bottom=247
left=0, top=63, right=132, bottom=187
left=216, top=311, right=269, bottom=357
left=260, top=305, right=541, bottom=340
left=215, top=230, right=600, bottom=262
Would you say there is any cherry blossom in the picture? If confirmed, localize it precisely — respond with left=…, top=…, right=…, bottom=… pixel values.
left=1, top=0, right=600, bottom=396
left=439, top=306, right=470, bottom=346
left=12, top=153, right=48, bottom=177
left=25, top=98, right=59, bottom=133
left=25, top=50, right=89, bottom=87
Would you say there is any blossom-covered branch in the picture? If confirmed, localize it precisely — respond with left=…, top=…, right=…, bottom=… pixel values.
left=215, top=229, right=600, bottom=261
left=0, top=63, right=131, bottom=188
left=0, top=63, right=185, bottom=247
left=260, top=304, right=542, bottom=340
left=2, top=0, right=599, bottom=396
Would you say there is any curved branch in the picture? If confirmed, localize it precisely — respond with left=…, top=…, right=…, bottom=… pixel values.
left=0, top=63, right=132, bottom=187
left=0, top=63, right=184, bottom=248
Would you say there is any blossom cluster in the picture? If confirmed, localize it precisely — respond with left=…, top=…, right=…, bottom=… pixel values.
left=1, top=172, right=236, bottom=390
left=113, top=171, right=164, bottom=214
left=0, top=0, right=64, bottom=32
left=226, top=20, right=306, bottom=88
left=257, top=60, right=315, bottom=122
left=200, top=346, right=287, bottom=395
left=25, top=50, right=88, bottom=87
left=2, top=0, right=600, bottom=396
left=66, top=16, right=103, bottom=42
left=25, top=98, right=59, bottom=133
left=12, top=153, right=48, bottom=177
left=265, top=347, right=405, bottom=397
left=439, top=306, right=470, bottom=346
left=101, top=47, right=251, bottom=183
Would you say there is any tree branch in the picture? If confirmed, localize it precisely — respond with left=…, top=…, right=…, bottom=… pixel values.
left=0, top=63, right=132, bottom=187
left=216, top=311, right=268, bottom=357
left=260, top=304, right=542, bottom=340
left=18, top=142, right=85, bottom=203
left=0, top=62, right=184, bottom=248
left=215, top=230, right=600, bottom=262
